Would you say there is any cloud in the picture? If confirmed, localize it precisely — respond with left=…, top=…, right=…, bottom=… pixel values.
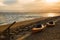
left=0, top=0, right=60, bottom=12
left=18, top=0, right=35, bottom=4
left=4, top=0, right=17, bottom=5
left=0, top=2, right=7, bottom=6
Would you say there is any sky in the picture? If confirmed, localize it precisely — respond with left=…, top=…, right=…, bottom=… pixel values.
left=0, top=0, right=60, bottom=12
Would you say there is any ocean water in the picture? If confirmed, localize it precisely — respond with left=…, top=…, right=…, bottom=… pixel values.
left=0, top=12, right=60, bottom=25
left=0, top=13, right=41, bottom=25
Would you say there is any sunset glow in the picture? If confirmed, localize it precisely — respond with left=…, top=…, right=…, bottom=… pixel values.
left=45, top=0, right=58, bottom=3
left=41, top=0, right=59, bottom=5
left=47, top=13, right=56, bottom=17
